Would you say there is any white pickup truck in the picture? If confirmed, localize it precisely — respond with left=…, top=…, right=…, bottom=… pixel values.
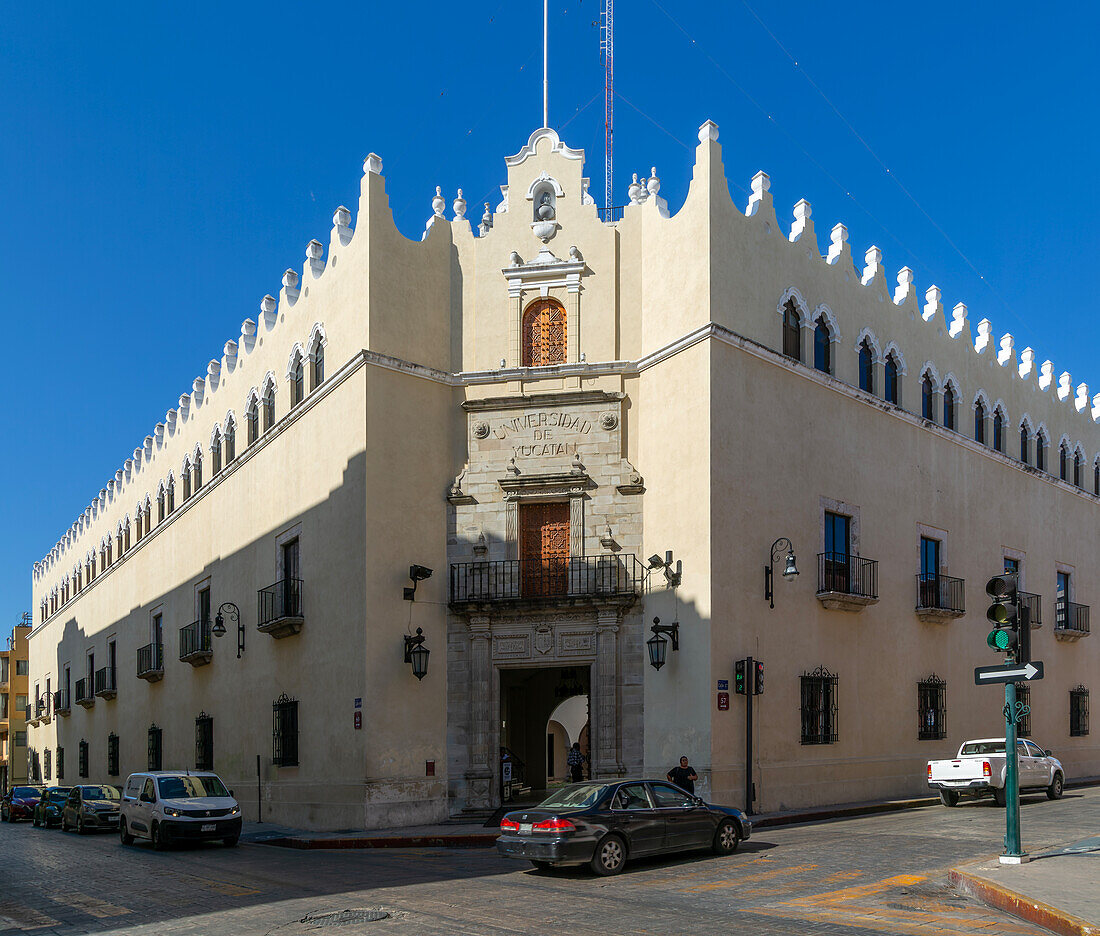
left=927, top=737, right=1065, bottom=807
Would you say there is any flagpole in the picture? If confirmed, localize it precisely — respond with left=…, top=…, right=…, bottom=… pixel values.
left=543, top=0, right=549, bottom=128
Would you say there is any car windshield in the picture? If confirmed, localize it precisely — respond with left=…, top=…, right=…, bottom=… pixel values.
left=157, top=775, right=230, bottom=799
left=48, top=791, right=70, bottom=803
left=537, top=784, right=608, bottom=809
left=82, top=786, right=120, bottom=800
left=960, top=741, right=1006, bottom=755
left=12, top=787, right=40, bottom=798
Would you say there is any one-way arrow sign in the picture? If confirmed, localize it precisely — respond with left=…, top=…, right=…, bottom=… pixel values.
left=974, top=661, right=1044, bottom=685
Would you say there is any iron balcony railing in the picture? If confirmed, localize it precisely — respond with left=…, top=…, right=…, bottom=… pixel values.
left=179, top=619, right=212, bottom=660
left=74, top=677, right=94, bottom=706
left=94, top=665, right=116, bottom=696
left=600, top=206, right=626, bottom=223
left=258, top=577, right=304, bottom=627
left=816, top=553, right=879, bottom=599
left=53, top=689, right=69, bottom=714
left=1055, top=598, right=1090, bottom=635
left=137, top=642, right=164, bottom=677
left=916, top=573, right=965, bottom=613
left=450, top=554, right=646, bottom=604
left=1020, top=591, right=1043, bottom=627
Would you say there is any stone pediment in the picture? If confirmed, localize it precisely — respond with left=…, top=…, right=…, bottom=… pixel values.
left=498, top=471, right=594, bottom=499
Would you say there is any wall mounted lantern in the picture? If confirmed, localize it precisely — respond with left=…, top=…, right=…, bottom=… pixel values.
left=403, top=565, right=433, bottom=601
left=404, top=627, right=430, bottom=680
left=212, top=601, right=244, bottom=658
left=646, top=616, right=680, bottom=670
left=764, top=537, right=799, bottom=609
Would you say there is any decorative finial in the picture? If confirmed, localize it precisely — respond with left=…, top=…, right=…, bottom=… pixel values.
left=647, top=168, right=661, bottom=197
left=923, top=285, right=942, bottom=322
left=364, top=152, right=383, bottom=175
left=479, top=203, right=493, bottom=235
left=826, top=223, right=849, bottom=264
left=453, top=189, right=467, bottom=220
left=432, top=186, right=445, bottom=218
left=698, top=120, right=719, bottom=143
left=894, top=267, right=915, bottom=304
left=627, top=173, right=642, bottom=205
left=789, top=199, right=812, bottom=243
left=861, top=246, right=882, bottom=285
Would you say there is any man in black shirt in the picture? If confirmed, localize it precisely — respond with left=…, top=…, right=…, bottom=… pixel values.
left=666, top=755, right=698, bottom=794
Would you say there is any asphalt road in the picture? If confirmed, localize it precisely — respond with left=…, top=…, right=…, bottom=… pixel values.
left=3, top=786, right=1095, bottom=935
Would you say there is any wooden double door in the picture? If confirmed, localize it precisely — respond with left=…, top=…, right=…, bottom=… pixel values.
left=519, top=502, right=570, bottom=597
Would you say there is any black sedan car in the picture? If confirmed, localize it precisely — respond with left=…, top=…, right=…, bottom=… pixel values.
left=32, top=787, right=72, bottom=828
left=496, top=779, right=751, bottom=875
left=60, top=785, right=121, bottom=833
left=1, top=786, right=44, bottom=822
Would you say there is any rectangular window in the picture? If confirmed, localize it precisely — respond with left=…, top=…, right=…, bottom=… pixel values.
left=1056, top=571, right=1071, bottom=629
left=14, top=730, right=26, bottom=747
left=44, top=748, right=52, bottom=781
left=198, top=586, right=211, bottom=625
left=107, top=733, right=119, bottom=776
left=822, top=511, right=851, bottom=593
left=78, top=739, right=89, bottom=777
left=148, top=725, right=163, bottom=771
left=16, top=660, right=27, bottom=676
left=800, top=667, right=838, bottom=744
left=273, top=695, right=299, bottom=767
left=57, top=747, right=64, bottom=780
left=918, top=536, right=942, bottom=608
left=195, top=713, right=213, bottom=770
left=1014, top=683, right=1032, bottom=737
left=1070, top=687, right=1089, bottom=737
left=918, top=675, right=947, bottom=740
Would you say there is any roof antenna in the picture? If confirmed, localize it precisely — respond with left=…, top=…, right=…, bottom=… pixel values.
left=543, top=0, right=549, bottom=128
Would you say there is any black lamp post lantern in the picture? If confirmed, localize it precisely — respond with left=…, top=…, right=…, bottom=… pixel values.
left=212, top=601, right=244, bottom=658
left=764, top=537, right=799, bottom=609
left=404, top=627, right=430, bottom=680
left=646, top=616, right=680, bottom=670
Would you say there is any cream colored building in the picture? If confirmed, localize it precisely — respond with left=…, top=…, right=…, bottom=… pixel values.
left=27, top=122, right=1099, bottom=828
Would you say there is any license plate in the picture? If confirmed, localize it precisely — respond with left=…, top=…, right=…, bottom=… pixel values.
left=519, top=823, right=533, bottom=835
left=201, top=823, right=216, bottom=832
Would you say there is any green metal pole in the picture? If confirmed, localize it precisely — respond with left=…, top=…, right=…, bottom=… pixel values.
left=1003, top=680, right=1024, bottom=858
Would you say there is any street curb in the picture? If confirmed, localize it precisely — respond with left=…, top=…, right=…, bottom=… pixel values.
left=750, top=795, right=940, bottom=829
left=949, top=867, right=1100, bottom=936
left=264, top=833, right=499, bottom=850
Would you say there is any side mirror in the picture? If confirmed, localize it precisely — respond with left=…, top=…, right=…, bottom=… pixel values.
left=230, top=789, right=234, bottom=797
left=1045, top=750, right=1052, bottom=757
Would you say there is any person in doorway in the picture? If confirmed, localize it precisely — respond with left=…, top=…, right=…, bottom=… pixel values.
left=566, top=742, right=587, bottom=783
left=667, top=756, right=698, bottom=794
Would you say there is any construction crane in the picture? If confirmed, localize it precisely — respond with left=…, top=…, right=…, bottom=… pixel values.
left=600, top=0, right=613, bottom=219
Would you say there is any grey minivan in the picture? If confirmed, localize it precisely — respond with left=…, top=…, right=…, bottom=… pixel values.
left=120, top=771, right=242, bottom=848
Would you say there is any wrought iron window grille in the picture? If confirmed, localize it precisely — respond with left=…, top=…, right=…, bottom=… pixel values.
left=195, top=712, right=213, bottom=771
left=800, top=666, right=838, bottom=745
left=148, top=724, right=163, bottom=771
left=1070, top=686, right=1090, bottom=737
left=78, top=739, right=89, bottom=778
left=272, top=694, right=299, bottom=767
left=107, top=732, right=120, bottom=776
left=917, top=674, right=947, bottom=741
left=57, top=747, right=64, bottom=780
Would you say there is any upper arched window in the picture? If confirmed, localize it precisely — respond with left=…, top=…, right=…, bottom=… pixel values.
left=1073, top=450, right=1083, bottom=487
left=193, top=451, right=202, bottom=491
left=225, top=418, right=236, bottom=463
left=310, top=336, right=325, bottom=389
left=157, top=486, right=166, bottom=522
left=781, top=301, right=801, bottom=361
left=974, top=400, right=986, bottom=445
left=1094, top=459, right=1099, bottom=496
left=182, top=459, right=192, bottom=501
left=992, top=408, right=1004, bottom=453
left=123, top=519, right=130, bottom=552
left=858, top=340, right=874, bottom=393
left=884, top=353, right=900, bottom=405
left=943, top=384, right=956, bottom=431
left=290, top=352, right=305, bottom=407
left=1036, top=432, right=1047, bottom=472
left=144, top=497, right=151, bottom=532
left=262, top=381, right=276, bottom=432
left=1019, top=424, right=1030, bottom=464
left=522, top=298, right=567, bottom=367
left=921, top=374, right=934, bottom=420
left=1059, top=442, right=1069, bottom=481
left=211, top=428, right=222, bottom=474
left=247, top=397, right=259, bottom=445
left=167, top=476, right=175, bottom=513
left=813, top=320, right=831, bottom=373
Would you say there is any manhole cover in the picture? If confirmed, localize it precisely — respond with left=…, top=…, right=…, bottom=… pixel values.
left=299, top=909, right=390, bottom=926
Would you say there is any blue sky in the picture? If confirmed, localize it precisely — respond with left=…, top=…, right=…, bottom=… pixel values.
left=2, top=1, right=1097, bottom=639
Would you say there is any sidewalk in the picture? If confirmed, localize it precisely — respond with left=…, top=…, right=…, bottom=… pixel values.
left=950, top=836, right=1100, bottom=936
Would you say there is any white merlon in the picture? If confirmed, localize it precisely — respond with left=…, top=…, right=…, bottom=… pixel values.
left=453, top=189, right=467, bottom=220
left=261, top=294, right=278, bottom=331
left=861, top=246, right=883, bottom=286
left=746, top=171, right=771, bottom=218
left=241, top=318, right=257, bottom=337
left=332, top=205, right=353, bottom=246
left=789, top=199, right=813, bottom=244
left=894, top=267, right=915, bottom=304
left=998, top=334, right=1015, bottom=368
left=1093, top=393, right=1100, bottom=421
left=178, top=394, right=190, bottom=421
left=1040, top=360, right=1054, bottom=391
left=975, top=319, right=992, bottom=354
left=192, top=377, right=205, bottom=405
left=923, top=286, right=942, bottom=323
left=1019, top=347, right=1036, bottom=380
left=224, top=340, right=238, bottom=366
left=144, top=435, right=154, bottom=457
left=1076, top=383, right=1090, bottom=413
left=826, top=224, right=849, bottom=265
left=949, top=302, right=969, bottom=340
left=306, top=240, right=325, bottom=278
left=698, top=119, right=719, bottom=143
left=1058, top=372, right=1072, bottom=402
left=364, top=152, right=383, bottom=175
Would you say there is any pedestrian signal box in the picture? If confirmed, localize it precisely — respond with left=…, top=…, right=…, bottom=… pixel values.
left=734, top=659, right=746, bottom=695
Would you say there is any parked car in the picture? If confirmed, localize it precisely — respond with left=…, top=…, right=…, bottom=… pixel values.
left=927, top=737, right=1065, bottom=806
left=120, top=771, right=242, bottom=849
left=60, top=784, right=122, bottom=833
left=496, top=779, right=751, bottom=876
left=2, top=786, right=44, bottom=822
left=32, top=786, right=72, bottom=828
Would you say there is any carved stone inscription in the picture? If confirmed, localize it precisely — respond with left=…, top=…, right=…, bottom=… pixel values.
left=492, top=411, right=593, bottom=459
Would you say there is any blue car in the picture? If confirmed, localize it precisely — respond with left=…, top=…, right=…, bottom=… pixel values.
left=496, top=779, right=751, bottom=875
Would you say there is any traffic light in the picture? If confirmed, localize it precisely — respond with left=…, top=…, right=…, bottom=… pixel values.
left=986, top=573, right=1020, bottom=659
left=734, top=659, right=746, bottom=695
left=753, top=661, right=765, bottom=695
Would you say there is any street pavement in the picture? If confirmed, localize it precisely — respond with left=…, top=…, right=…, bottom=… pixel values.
left=2, top=786, right=1097, bottom=935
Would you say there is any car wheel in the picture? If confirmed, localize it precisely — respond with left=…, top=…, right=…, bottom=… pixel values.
left=590, top=834, right=627, bottom=876
left=120, top=820, right=134, bottom=846
left=939, top=790, right=960, bottom=808
left=713, top=819, right=740, bottom=855
left=152, top=821, right=168, bottom=851
left=1047, top=773, right=1064, bottom=800
left=223, top=835, right=240, bottom=847
left=993, top=788, right=1007, bottom=807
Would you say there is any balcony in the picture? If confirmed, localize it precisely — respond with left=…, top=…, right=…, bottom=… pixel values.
left=94, top=666, right=117, bottom=700
left=915, top=573, right=966, bottom=623
left=1054, top=599, right=1090, bottom=642
left=815, top=553, right=879, bottom=612
left=53, top=689, right=70, bottom=717
left=257, top=578, right=304, bottom=638
left=137, top=642, right=164, bottom=681
left=1020, top=591, right=1043, bottom=629
left=449, top=555, right=645, bottom=609
left=75, top=677, right=95, bottom=708
left=179, top=619, right=213, bottom=666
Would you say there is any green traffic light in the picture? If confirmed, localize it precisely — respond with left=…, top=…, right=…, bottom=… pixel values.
left=987, top=628, right=1012, bottom=651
